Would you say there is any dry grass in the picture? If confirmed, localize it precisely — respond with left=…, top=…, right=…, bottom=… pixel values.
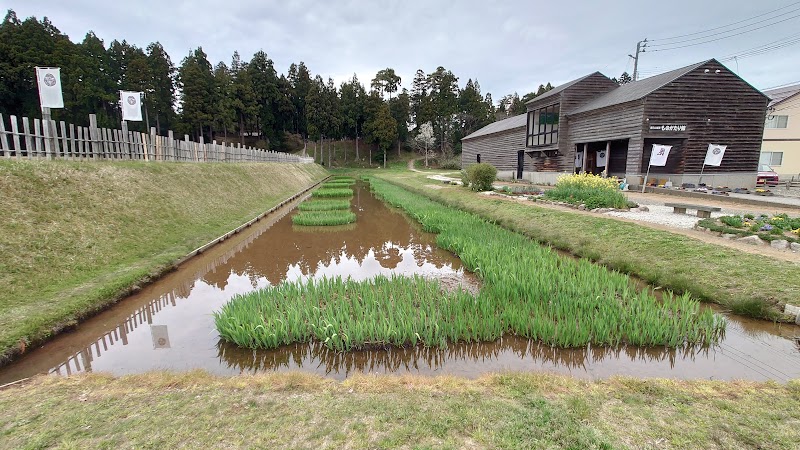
left=0, top=160, right=327, bottom=360
left=0, top=371, right=797, bottom=449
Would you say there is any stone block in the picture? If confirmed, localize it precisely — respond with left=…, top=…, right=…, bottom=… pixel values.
left=736, top=235, right=766, bottom=246
left=770, top=239, right=789, bottom=249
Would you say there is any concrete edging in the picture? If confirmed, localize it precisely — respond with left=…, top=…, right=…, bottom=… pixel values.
left=637, top=186, right=799, bottom=209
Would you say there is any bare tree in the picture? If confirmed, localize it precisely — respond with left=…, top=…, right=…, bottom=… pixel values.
left=413, top=122, right=436, bottom=167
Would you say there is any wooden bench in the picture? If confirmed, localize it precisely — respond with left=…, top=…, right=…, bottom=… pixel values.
left=664, top=203, right=721, bottom=218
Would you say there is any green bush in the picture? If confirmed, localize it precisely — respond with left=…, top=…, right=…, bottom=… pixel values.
left=460, top=170, right=470, bottom=188
left=719, top=215, right=743, bottom=228
left=438, top=156, right=462, bottom=170
left=465, top=163, right=497, bottom=191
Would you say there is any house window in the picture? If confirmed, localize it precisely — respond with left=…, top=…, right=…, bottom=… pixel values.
left=765, top=115, right=788, bottom=129
left=760, top=151, right=783, bottom=166
left=477, top=154, right=481, bottom=163
left=526, top=103, right=560, bottom=147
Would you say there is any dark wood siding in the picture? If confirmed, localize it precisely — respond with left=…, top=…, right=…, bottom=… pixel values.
left=642, top=61, right=768, bottom=174
left=461, top=127, right=527, bottom=172
left=567, top=102, right=646, bottom=174
left=524, top=73, right=618, bottom=172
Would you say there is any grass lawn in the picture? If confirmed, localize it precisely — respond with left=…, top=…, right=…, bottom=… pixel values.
left=0, top=372, right=797, bottom=449
left=371, top=170, right=800, bottom=319
left=0, top=160, right=327, bottom=362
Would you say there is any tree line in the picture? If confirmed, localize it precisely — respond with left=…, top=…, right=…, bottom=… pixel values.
left=0, top=9, right=556, bottom=158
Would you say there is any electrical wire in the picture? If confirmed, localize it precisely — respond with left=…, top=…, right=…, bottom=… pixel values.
left=649, top=13, right=800, bottom=51
left=649, top=2, right=800, bottom=43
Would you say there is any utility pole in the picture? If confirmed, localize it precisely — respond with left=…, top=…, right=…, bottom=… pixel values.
left=628, top=39, right=648, bottom=81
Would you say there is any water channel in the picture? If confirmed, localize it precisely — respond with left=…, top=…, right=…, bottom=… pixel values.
left=1, top=182, right=798, bottom=384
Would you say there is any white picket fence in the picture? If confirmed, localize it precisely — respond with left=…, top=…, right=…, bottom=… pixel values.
left=0, top=113, right=314, bottom=164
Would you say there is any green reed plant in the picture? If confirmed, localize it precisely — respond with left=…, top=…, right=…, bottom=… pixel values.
left=216, top=177, right=726, bottom=351
left=292, top=210, right=356, bottom=226
left=312, top=187, right=353, bottom=198
left=297, top=199, right=351, bottom=211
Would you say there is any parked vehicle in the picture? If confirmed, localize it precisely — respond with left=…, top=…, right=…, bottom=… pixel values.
left=757, top=164, right=780, bottom=187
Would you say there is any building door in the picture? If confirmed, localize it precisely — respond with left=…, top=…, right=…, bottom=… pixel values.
left=517, top=151, right=524, bottom=179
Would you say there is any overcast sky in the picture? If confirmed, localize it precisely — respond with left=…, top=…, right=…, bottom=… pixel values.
left=5, top=0, right=800, bottom=100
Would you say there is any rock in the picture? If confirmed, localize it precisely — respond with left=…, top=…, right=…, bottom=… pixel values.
left=722, top=234, right=738, bottom=240
left=736, top=235, right=766, bottom=246
left=791, top=242, right=800, bottom=252
left=597, top=208, right=611, bottom=214
left=785, top=304, right=800, bottom=325
left=770, top=239, right=789, bottom=249
left=637, top=206, right=650, bottom=212
left=591, top=208, right=600, bottom=213
left=578, top=204, right=587, bottom=211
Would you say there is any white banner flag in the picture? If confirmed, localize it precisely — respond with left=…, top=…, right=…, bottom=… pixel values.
left=704, top=144, right=726, bottom=167
left=596, top=149, right=607, bottom=168
left=35, top=67, right=64, bottom=108
left=649, top=144, right=672, bottom=167
left=120, top=91, right=143, bottom=121
left=575, top=150, right=583, bottom=168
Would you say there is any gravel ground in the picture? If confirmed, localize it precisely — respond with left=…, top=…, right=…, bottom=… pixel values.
left=604, top=205, right=725, bottom=229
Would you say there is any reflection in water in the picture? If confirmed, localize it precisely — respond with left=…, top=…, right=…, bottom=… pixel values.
left=1, top=183, right=799, bottom=384
left=217, top=339, right=716, bottom=376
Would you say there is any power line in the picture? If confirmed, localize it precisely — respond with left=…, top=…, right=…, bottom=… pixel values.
left=719, top=31, right=800, bottom=59
left=649, top=2, right=800, bottom=42
left=760, top=80, right=800, bottom=91
left=649, top=13, right=800, bottom=51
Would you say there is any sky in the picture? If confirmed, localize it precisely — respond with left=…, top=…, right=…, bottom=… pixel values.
left=4, top=0, right=800, bottom=101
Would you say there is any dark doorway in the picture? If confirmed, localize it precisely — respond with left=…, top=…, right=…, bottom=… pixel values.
left=476, top=154, right=481, bottom=163
left=517, top=151, right=524, bottom=179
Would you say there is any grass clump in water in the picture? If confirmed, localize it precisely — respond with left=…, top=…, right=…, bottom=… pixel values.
left=292, top=210, right=356, bottom=226
left=312, top=187, right=353, bottom=198
left=297, top=199, right=351, bottom=211
left=544, top=173, right=628, bottom=209
left=217, top=178, right=726, bottom=351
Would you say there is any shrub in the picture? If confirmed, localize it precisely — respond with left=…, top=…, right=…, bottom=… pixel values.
left=438, top=156, right=462, bottom=170
left=719, top=215, right=743, bottom=228
left=465, top=163, right=497, bottom=191
left=460, top=170, right=470, bottom=188
left=544, top=173, right=628, bottom=209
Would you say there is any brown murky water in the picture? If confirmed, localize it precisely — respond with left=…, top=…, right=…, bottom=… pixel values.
left=1, top=183, right=799, bottom=384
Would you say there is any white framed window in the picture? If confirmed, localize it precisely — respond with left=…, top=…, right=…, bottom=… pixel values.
left=765, top=115, right=788, bottom=129
left=759, top=151, right=783, bottom=166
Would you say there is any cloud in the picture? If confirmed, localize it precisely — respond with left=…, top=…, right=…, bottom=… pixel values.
left=7, top=0, right=799, bottom=101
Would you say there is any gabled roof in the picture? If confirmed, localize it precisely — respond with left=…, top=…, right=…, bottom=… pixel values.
left=764, top=83, right=800, bottom=108
left=569, top=60, right=710, bottom=115
left=462, top=114, right=526, bottom=141
left=524, top=72, right=603, bottom=105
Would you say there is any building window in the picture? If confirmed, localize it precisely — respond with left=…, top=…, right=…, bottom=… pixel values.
left=526, top=103, right=560, bottom=147
left=760, top=151, right=783, bottom=166
left=477, top=154, right=481, bottom=163
left=765, top=115, right=788, bottom=129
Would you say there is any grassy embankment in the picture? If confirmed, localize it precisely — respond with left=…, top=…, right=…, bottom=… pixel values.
left=217, top=178, right=724, bottom=351
left=0, top=160, right=327, bottom=361
left=1, top=372, right=798, bottom=449
left=372, top=170, right=800, bottom=319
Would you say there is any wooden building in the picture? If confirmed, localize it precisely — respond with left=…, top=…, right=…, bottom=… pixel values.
left=761, top=83, right=800, bottom=178
left=464, top=59, right=769, bottom=187
left=461, top=113, right=527, bottom=178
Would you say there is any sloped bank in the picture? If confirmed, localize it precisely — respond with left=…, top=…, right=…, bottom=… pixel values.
left=0, top=160, right=328, bottom=363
